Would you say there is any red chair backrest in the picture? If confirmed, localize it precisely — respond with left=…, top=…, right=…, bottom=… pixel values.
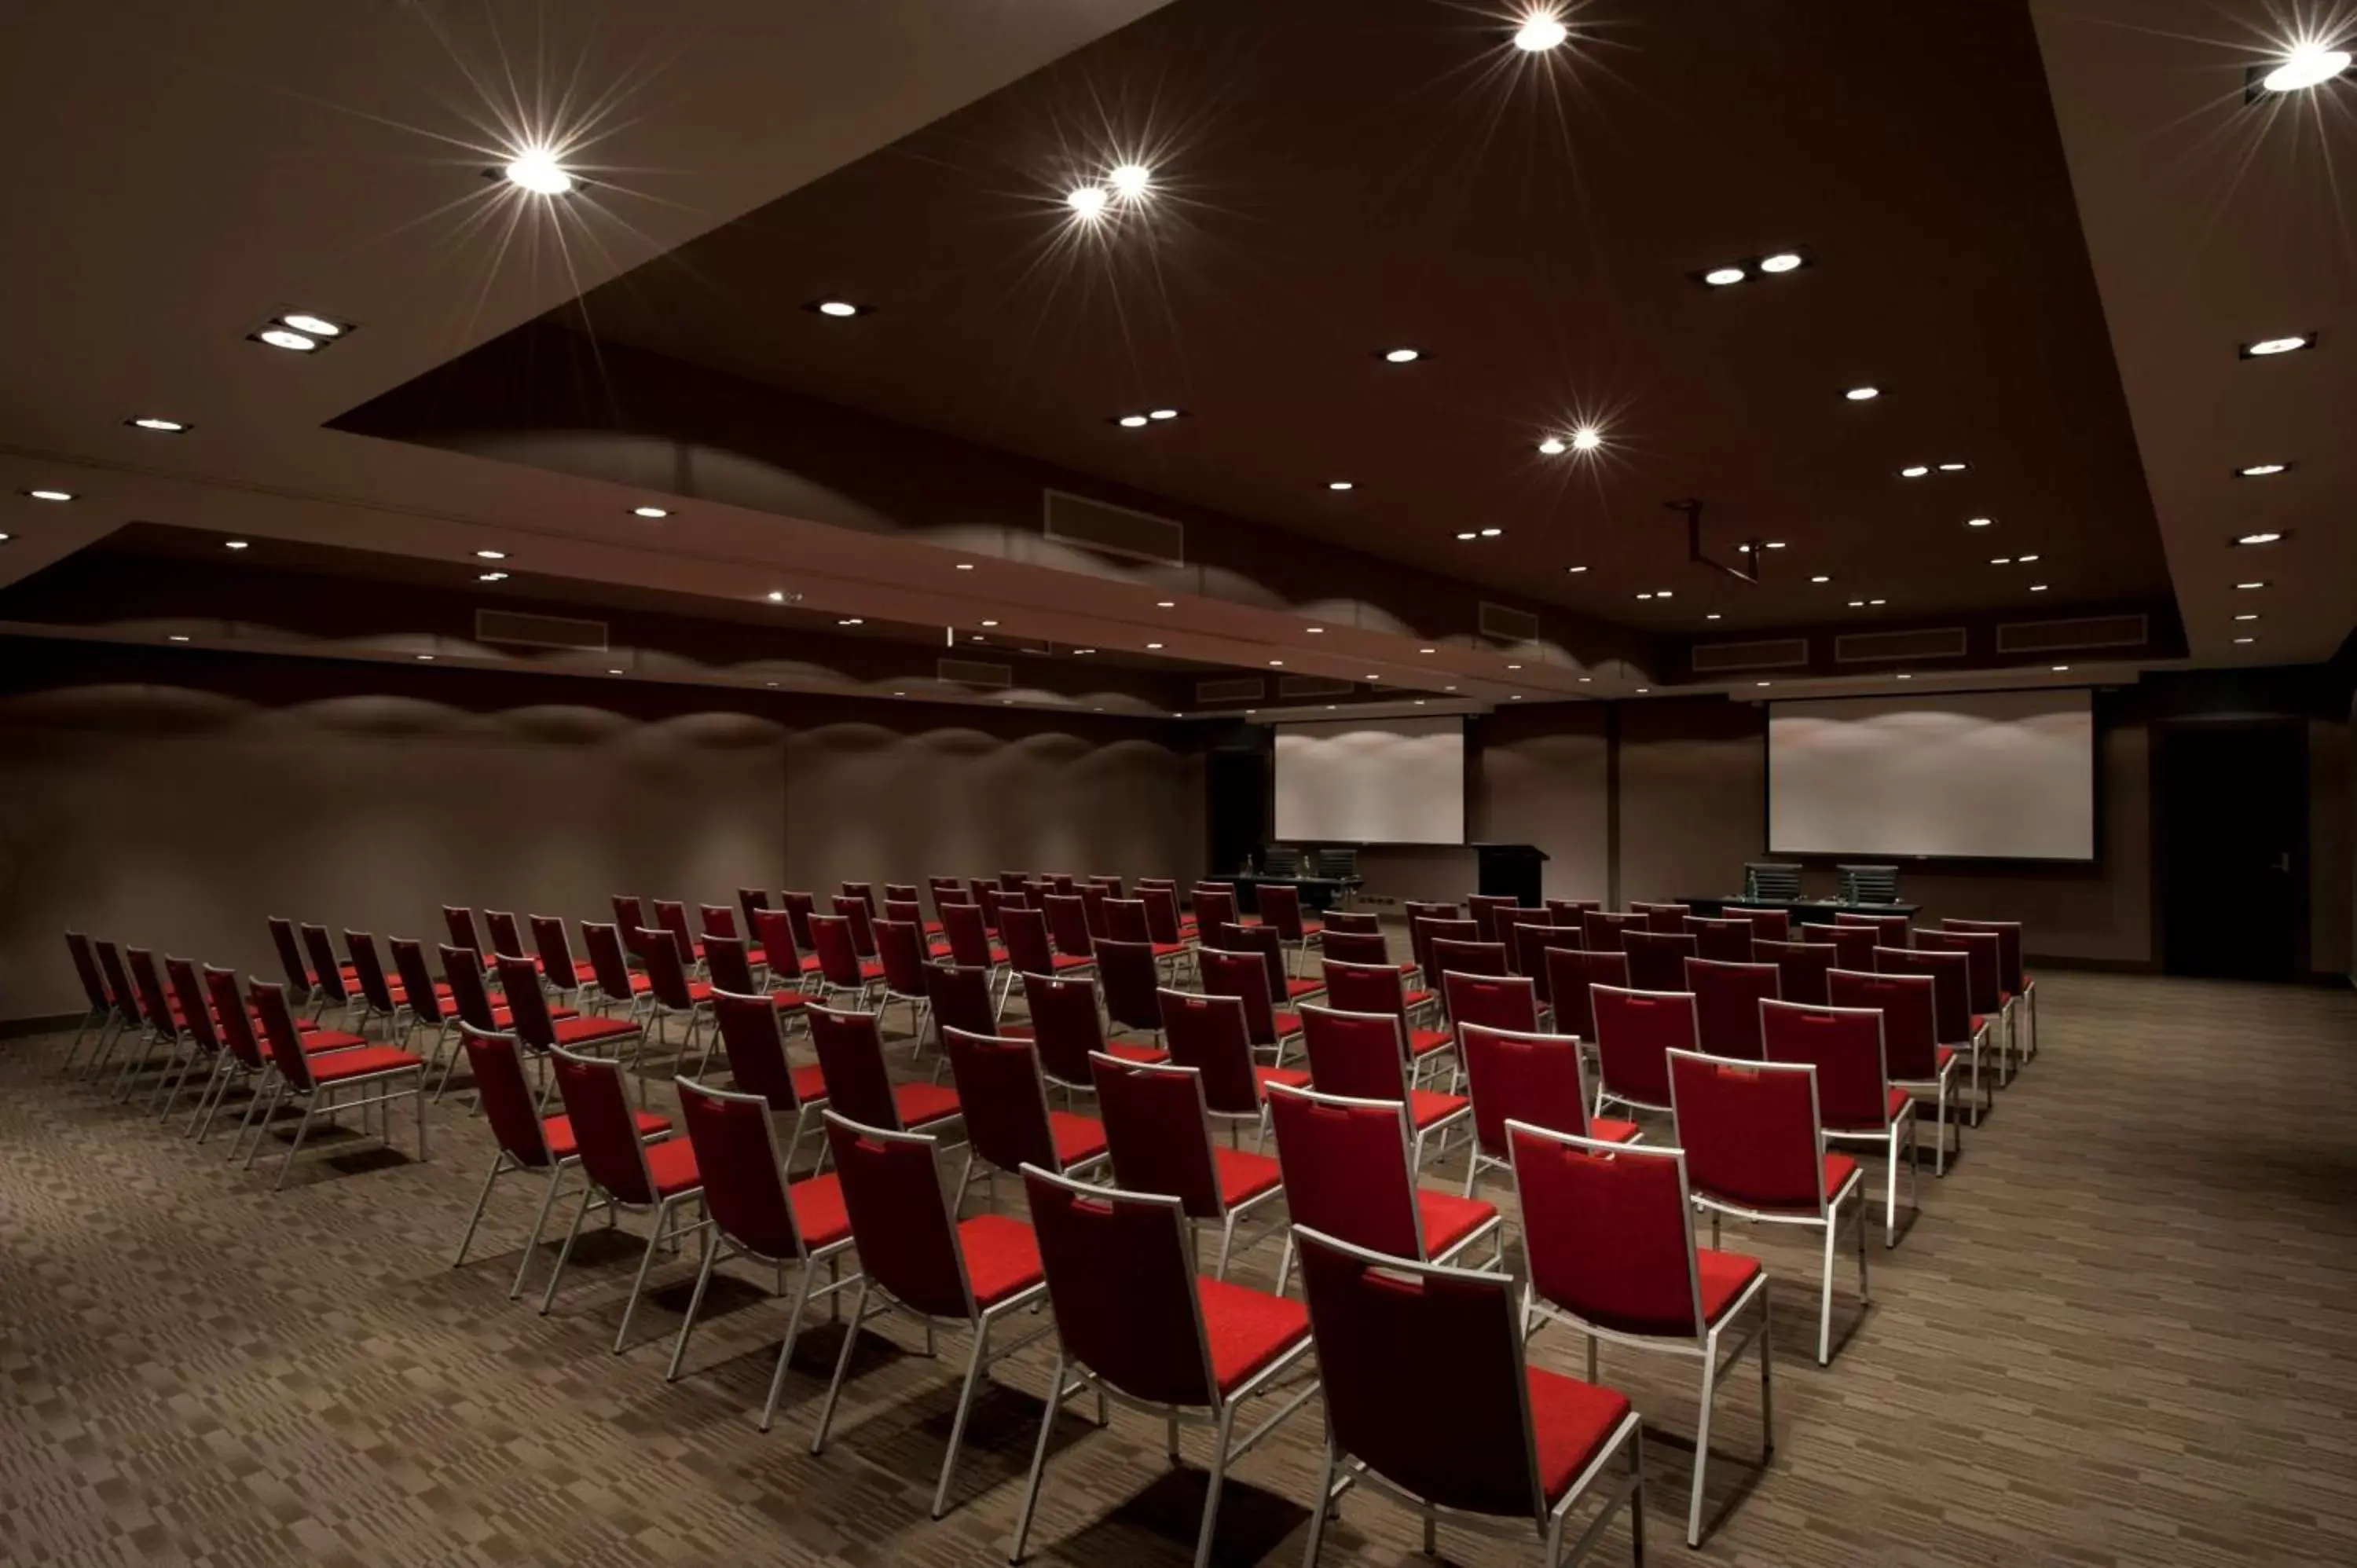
left=440, top=943, right=507, bottom=1031
left=485, top=910, right=529, bottom=962
left=940, top=902, right=995, bottom=969
left=1089, top=1054, right=1225, bottom=1218
left=1621, top=930, right=1697, bottom=993
left=494, top=954, right=563, bottom=1050
left=1668, top=1050, right=1825, bottom=1213
left=702, top=903, right=742, bottom=940
left=1915, top=929, right=2003, bottom=1016
left=94, top=940, right=137, bottom=1027
left=1429, top=939, right=1510, bottom=986
left=1211, top=923, right=1292, bottom=1004
left=943, top=1028, right=1065, bottom=1175
left=463, top=1025, right=555, bottom=1169
left=1413, top=918, right=1478, bottom=981
left=821, top=1114, right=975, bottom=1319
left=1827, top=969, right=1942, bottom=1082
left=1321, top=910, right=1380, bottom=936
left=1515, top=923, right=1585, bottom=998
left=1259, top=883, right=1311, bottom=942
left=388, top=937, right=447, bottom=1023
left=808, top=1006, right=901, bottom=1130
left=1319, top=931, right=1391, bottom=969
left=530, top=915, right=578, bottom=986
left=206, top=965, right=267, bottom=1071
left=550, top=1048, right=665, bottom=1205
left=266, top=918, right=312, bottom=995
left=1543, top=947, right=1629, bottom=1041
left=1293, top=1226, right=1544, bottom=1521
left=1093, top=940, right=1164, bottom=1035
left=751, top=907, right=803, bottom=976
left=738, top=886, right=772, bottom=936
left=999, top=907, right=1058, bottom=978
left=1197, top=947, right=1285, bottom=1046
left=581, top=921, right=637, bottom=1006
left=1510, top=1123, right=1703, bottom=1339
left=1104, top=899, right=1152, bottom=944
left=637, top=929, right=701, bottom=1010
left=1683, top=958, right=1781, bottom=1061
left=1320, top=957, right=1408, bottom=1025
left=704, top=933, right=759, bottom=995
left=1752, top=938, right=1835, bottom=1006
left=1837, top=911, right=1910, bottom=950
left=164, top=956, right=219, bottom=1055
left=1942, top=918, right=2025, bottom=994
left=1684, top=917, right=1756, bottom=964
left=873, top=919, right=930, bottom=995
left=1635, top=902, right=1692, bottom=935
left=1824, top=923, right=1879, bottom=970
left=1299, top=1004, right=1410, bottom=1102
left=1266, top=1085, right=1422, bottom=1259
left=828, top=896, right=878, bottom=958
left=1076, top=885, right=1111, bottom=940
left=713, top=988, right=805, bottom=1112
left=1025, top=1166, right=1214, bottom=1409
left=1192, top=886, right=1239, bottom=932
left=1041, top=895, right=1097, bottom=959
left=919, top=963, right=997, bottom=1047
left=299, top=924, right=349, bottom=1004
left=1140, top=888, right=1188, bottom=947
left=1580, top=910, right=1642, bottom=952
left=248, top=981, right=317, bottom=1091
left=1760, top=1000, right=1891, bottom=1131
left=1464, top=893, right=1519, bottom=943
left=1157, top=989, right=1262, bottom=1117
left=1876, top=946, right=1974, bottom=1043
left=680, top=1077, right=805, bottom=1260
left=613, top=896, right=649, bottom=958
left=125, top=947, right=178, bottom=1038
left=443, top=905, right=484, bottom=966
left=808, top=915, right=867, bottom=991
left=1442, top=972, right=1540, bottom=1036
left=840, top=881, right=877, bottom=914
left=1459, top=1024, right=1596, bottom=1161
left=780, top=892, right=819, bottom=951
left=1591, top=984, right=1697, bottom=1107
left=1546, top=899, right=1599, bottom=924
left=1023, top=972, right=1108, bottom=1086
left=66, top=931, right=112, bottom=1013
left=1731, top=907, right=1791, bottom=941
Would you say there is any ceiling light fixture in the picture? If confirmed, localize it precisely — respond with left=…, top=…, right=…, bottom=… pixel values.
left=128, top=416, right=188, bottom=434
left=2234, top=613, right=2260, bottom=621
left=1066, top=185, right=1109, bottom=219
left=809, top=299, right=864, bottom=318
left=979, top=619, right=998, bottom=628
left=1146, top=642, right=1164, bottom=650
left=167, top=634, right=190, bottom=643
left=1635, top=687, right=1649, bottom=694
left=1636, top=592, right=1652, bottom=601
left=279, top=312, right=345, bottom=338
left=224, top=540, right=249, bottom=551
left=1479, top=526, right=1502, bottom=538
left=255, top=328, right=317, bottom=352
left=955, top=562, right=975, bottom=570
left=2260, top=42, right=2352, bottom=93
left=1967, top=516, right=1993, bottom=528
left=1156, top=599, right=1176, bottom=608
left=1844, top=386, right=1881, bottom=401
left=1656, top=590, right=1674, bottom=599
left=1507, top=664, right=1523, bottom=670
left=1381, top=347, right=1422, bottom=364
left=1763, top=541, right=1786, bottom=550
left=474, top=549, right=507, bottom=561
left=2240, top=334, right=2313, bottom=358
left=1705, top=613, right=1721, bottom=621
left=1759, top=251, right=1804, bottom=273
left=26, top=489, right=73, bottom=502
left=838, top=617, right=864, bottom=626
left=1148, top=408, right=1179, bottom=421
left=1938, top=462, right=1968, bottom=471
left=2234, top=636, right=2256, bottom=645
left=1870, top=598, right=1886, bottom=606
left=2235, top=463, right=2289, bottom=478
left=1268, top=660, right=1284, bottom=667
left=1571, top=427, right=1603, bottom=451
left=1420, top=647, right=1436, bottom=654
left=1810, top=574, right=1831, bottom=584
left=2030, top=584, right=2049, bottom=592
left=1897, top=673, right=1912, bottom=680
left=478, top=571, right=507, bottom=582
left=416, top=654, right=435, bottom=662
left=631, top=505, right=669, bottom=518
left=1537, top=437, right=1568, bottom=455
left=1306, top=626, right=1325, bottom=634
left=1757, top=681, right=1772, bottom=688
left=1116, top=414, right=1149, bottom=428
left=2018, top=553, right=2040, bottom=562
left=1849, top=599, right=1865, bottom=607
left=1567, top=565, right=1588, bottom=574
left=1991, top=556, right=2014, bottom=566
left=2051, top=665, right=2070, bottom=673
left=2236, top=581, right=2267, bottom=590
left=1109, top=163, right=1152, bottom=199
left=1900, top=465, right=1930, bottom=478
left=1456, top=530, right=1478, bottom=540
left=766, top=590, right=787, bottom=603
left=1703, top=266, right=1747, bottom=287
left=1328, top=481, right=1354, bottom=491
left=1513, top=9, right=1569, bottom=51
left=2236, top=531, right=2284, bottom=545
left=503, top=147, right=574, bottom=196
left=608, top=669, right=624, bottom=676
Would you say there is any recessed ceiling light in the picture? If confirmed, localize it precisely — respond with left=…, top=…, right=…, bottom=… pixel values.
left=1938, top=462, right=1967, bottom=472
left=2241, top=334, right=2312, bottom=357
left=2235, top=531, right=2284, bottom=545
left=1571, top=427, right=1603, bottom=452
left=255, top=328, right=318, bottom=352
left=1579, top=676, right=1593, bottom=682
left=26, top=488, right=73, bottom=502
left=1479, top=526, right=1503, bottom=537
left=1757, top=681, right=1772, bottom=688
left=1869, top=598, right=1886, bottom=606
left=1763, top=541, right=1786, bottom=550
left=1444, top=685, right=1457, bottom=691
left=279, top=312, right=346, bottom=339
left=1848, top=599, right=1865, bottom=607
left=838, top=617, right=864, bottom=626
left=1109, top=163, right=1153, bottom=199
left=1705, top=613, right=1721, bottom=621
left=478, top=570, right=507, bottom=581
left=1067, top=185, right=1109, bottom=218
left=416, top=654, right=435, bottom=661
left=1810, top=574, right=1831, bottom=584
left=1326, top=705, right=1339, bottom=712
left=167, top=634, right=190, bottom=643
left=1566, top=565, right=1588, bottom=574
left=1456, top=530, right=1478, bottom=540
left=2234, top=613, right=2260, bottom=621
left=631, top=505, right=669, bottom=519
left=810, top=300, right=863, bottom=318
left=1146, top=642, right=1164, bottom=650
left=979, top=619, right=999, bottom=628
left=955, top=562, right=975, bottom=570
left=2234, top=636, right=2256, bottom=644
left=1635, top=687, right=1649, bottom=694
left=1990, top=557, right=2013, bottom=566
left=1156, top=599, right=1176, bottom=608
left=2236, top=581, right=2267, bottom=589
left=2260, top=43, right=2352, bottom=93
left=2051, top=665, right=2070, bottom=672
left=2018, top=554, right=2040, bottom=562
left=1636, top=592, right=1652, bottom=601
left=1759, top=251, right=1804, bottom=273
left=1381, top=347, right=1423, bottom=364
left=503, top=148, right=573, bottom=196
left=1844, top=386, right=1881, bottom=401
left=1967, top=517, right=1994, bottom=528
left=1513, top=10, right=1569, bottom=51
left=766, top=590, right=787, bottom=603
left=1537, top=437, right=1568, bottom=455
left=1703, top=266, right=1747, bottom=287
left=1269, top=660, right=1285, bottom=667
left=1413, top=699, right=1426, bottom=705
left=1507, top=663, right=1523, bottom=670
left=1365, top=675, right=1380, bottom=681
left=1306, top=626, right=1325, bottom=635
left=1148, top=408, right=1179, bottom=421
left=1116, top=414, right=1149, bottom=428
left=1328, top=481, right=1354, bottom=491
left=767, top=682, right=779, bottom=688
left=2236, top=463, right=2289, bottom=478
left=1656, top=590, right=1673, bottom=599
left=224, top=540, right=249, bottom=550
left=474, top=549, right=506, bottom=561
left=1074, top=647, right=1096, bottom=655
left=1419, top=647, right=1437, bottom=654
left=1897, top=673, right=1912, bottom=680
left=2030, top=584, right=2049, bottom=592
left=128, top=416, right=188, bottom=433
left=608, top=668, right=624, bottom=676
left=1900, top=465, right=1930, bottom=478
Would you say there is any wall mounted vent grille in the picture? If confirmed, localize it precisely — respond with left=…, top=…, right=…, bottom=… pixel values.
left=937, top=658, right=1014, bottom=688
left=1196, top=676, right=1265, bottom=704
left=1832, top=627, right=1968, bottom=664
left=1994, top=614, right=2148, bottom=654
left=475, top=610, right=609, bottom=652
left=1478, top=602, right=1541, bottom=645
left=1692, top=637, right=1809, bottom=673
left=1043, top=489, right=1186, bottom=566
left=1277, top=675, right=1354, bottom=699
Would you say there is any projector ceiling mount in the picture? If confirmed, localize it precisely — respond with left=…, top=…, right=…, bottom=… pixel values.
left=1667, top=498, right=1764, bottom=584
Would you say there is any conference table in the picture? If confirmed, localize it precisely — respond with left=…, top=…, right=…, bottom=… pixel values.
left=1219, top=874, right=1361, bottom=914
left=1677, top=895, right=1922, bottom=925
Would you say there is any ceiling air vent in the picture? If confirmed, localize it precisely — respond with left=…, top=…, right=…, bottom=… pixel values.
left=1043, top=489, right=1186, bottom=567
left=1692, top=637, right=1809, bottom=673
left=1478, top=602, right=1541, bottom=645
left=937, top=658, right=1014, bottom=688
left=1833, top=627, right=1967, bottom=664
left=1995, top=614, right=2148, bottom=654
left=1278, top=675, right=1354, bottom=699
left=1196, top=676, right=1265, bottom=704
left=475, top=609, right=609, bottom=652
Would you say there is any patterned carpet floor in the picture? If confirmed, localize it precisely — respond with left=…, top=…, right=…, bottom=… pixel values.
left=3, top=969, right=2355, bottom=1567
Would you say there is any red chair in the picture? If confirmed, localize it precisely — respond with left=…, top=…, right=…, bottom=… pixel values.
left=812, top=1112, right=1050, bottom=1515
left=738, top=885, right=774, bottom=938
left=1040, top=894, right=1101, bottom=973
left=338, top=930, right=405, bottom=1047
left=1211, top=921, right=1325, bottom=1006
left=80, top=938, right=143, bottom=1083
left=1875, top=945, right=1993, bottom=1124
left=871, top=918, right=935, bottom=1042
left=1093, top=938, right=1167, bottom=1040
left=1667, top=1049, right=1868, bottom=1365
left=1751, top=938, right=1835, bottom=1007
left=1828, top=969, right=1961, bottom=1175
left=1320, top=957, right=1453, bottom=1083
left=1258, top=882, right=1323, bottom=976
left=1761, top=999, right=1918, bottom=1247
left=443, top=905, right=490, bottom=972
left=1140, top=886, right=1194, bottom=950
left=240, top=981, right=427, bottom=1190
left=667, top=1077, right=861, bottom=1427
left=1157, top=987, right=1308, bottom=1145
left=1633, top=901, right=1692, bottom=935
left=1727, top=907, right=1791, bottom=942
left=711, top=988, right=830, bottom=1171
left=923, top=962, right=1025, bottom=1064
left=1543, top=948, right=1629, bottom=1045
left=702, top=903, right=765, bottom=969
left=1430, top=939, right=1512, bottom=995
left=659, top=897, right=712, bottom=969
left=1265, top=1082, right=1501, bottom=1294
left=1299, top=1003, right=1471, bottom=1172
left=113, top=945, right=194, bottom=1105
left=1442, top=971, right=1541, bottom=1037
left=581, top=921, right=657, bottom=1024
left=1546, top=897, right=1601, bottom=924
left=632, top=931, right=716, bottom=1074
left=1943, top=917, right=2036, bottom=1062
left=1001, top=905, right=1093, bottom=982
left=195, top=965, right=362, bottom=1145
left=1821, top=922, right=1879, bottom=971
left=1683, top=958, right=1781, bottom=1061
left=1682, top=917, right=1756, bottom=965
left=1089, top=1053, right=1285, bottom=1281
left=840, top=880, right=878, bottom=914
left=781, top=892, right=822, bottom=954
left=157, top=955, right=229, bottom=1124
left=1006, top=1165, right=1315, bottom=1568
left=1464, top=892, right=1522, bottom=944
left=536, top=1046, right=706, bottom=1350
left=1516, top=923, right=1585, bottom=1003
left=267, top=914, right=346, bottom=1010
left=705, top=933, right=805, bottom=1026
left=530, top=914, right=599, bottom=995
left=882, top=896, right=939, bottom=951
left=1321, top=909, right=1381, bottom=936
left=752, top=907, right=823, bottom=993
left=60, top=931, right=126, bottom=1076
left=1511, top=1121, right=1767, bottom=1548
left=496, top=954, right=646, bottom=1086
left=1104, top=899, right=1186, bottom=966
left=1581, top=910, right=1644, bottom=953
left=1293, top=1224, right=1644, bottom=1568
left=828, top=895, right=879, bottom=960
left=1319, top=928, right=1415, bottom=985
left=1457, top=1025, right=1639, bottom=1199
left=1836, top=911, right=1911, bottom=951
left=299, top=922, right=361, bottom=1028
left=450, top=1024, right=671, bottom=1299
left=1915, top=927, right=2013, bottom=1082
left=939, top=900, right=1011, bottom=995
left=1198, top=947, right=1303, bottom=1065
left=806, top=1004, right=962, bottom=1135
left=1192, top=885, right=1246, bottom=934
left=942, top=1027, right=1109, bottom=1207
left=1589, top=984, right=1696, bottom=1118
left=1023, top=971, right=1164, bottom=1097
left=808, top=914, right=884, bottom=1009
left=1406, top=909, right=1467, bottom=987
left=1621, top=930, right=1696, bottom=994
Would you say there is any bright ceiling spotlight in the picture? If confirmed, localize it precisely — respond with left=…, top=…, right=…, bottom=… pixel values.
left=1703, top=266, right=1747, bottom=286
left=474, top=549, right=507, bottom=560
left=478, top=570, right=508, bottom=582
left=1759, top=251, right=1804, bottom=273
left=1146, top=641, right=1164, bottom=650
left=2030, top=583, right=2049, bottom=592
left=280, top=313, right=344, bottom=338
left=1655, top=589, right=1673, bottom=599
left=256, top=328, right=317, bottom=352
left=2234, top=636, right=2256, bottom=644
left=129, top=416, right=188, bottom=433
left=504, top=148, right=574, bottom=196
left=2236, top=531, right=2283, bottom=545
left=2236, top=581, right=2267, bottom=589
left=1109, top=163, right=1151, bottom=199
left=1456, top=529, right=1478, bottom=540
left=2236, top=463, right=2288, bottom=477
left=631, top=505, right=669, bottom=518
left=1066, top=185, right=1109, bottom=219
left=1328, top=480, right=1354, bottom=491
left=1938, top=462, right=1968, bottom=471
left=2242, top=334, right=2311, bottom=357
left=2261, top=42, right=2352, bottom=93
left=1117, top=413, right=1149, bottom=428
left=1967, top=516, right=1994, bottom=528
left=1566, top=565, right=1588, bottom=573
left=1571, top=427, right=1603, bottom=451
left=811, top=300, right=863, bottom=318
left=1514, top=9, right=1569, bottom=51
left=1537, top=436, right=1568, bottom=455
left=1383, top=346, right=1422, bottom=364
left=1844, top=385, right=1881, bottom=401
left=26, top=488, right=74, bottom=501
left=224, top=540, right=249, bottom=550
left=1479, top=526, right=1503, bottom=537
left=838, top=617, right=864, bottom=626
left=1810, top=574, right=1831, bottom=584
left=1900, top=465, right=1930, bottom=478
left=1148, top=408, right=1179, bottom=420
left=2051, top=665, right=2070, bottom=673
left=2234, top=612, right=2260, bottom=621
left=766, top=590, right=787, bottom=602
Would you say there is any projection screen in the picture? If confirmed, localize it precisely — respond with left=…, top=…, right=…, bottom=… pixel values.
left=1273, top=715, right=1467, bottom=845
left=1768, top=689, right=2095, bottom=861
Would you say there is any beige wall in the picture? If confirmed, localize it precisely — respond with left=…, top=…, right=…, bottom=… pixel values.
left=0, top=644, right=1197, bottom=1023
left=1472, top=705, right=1612, bottom=903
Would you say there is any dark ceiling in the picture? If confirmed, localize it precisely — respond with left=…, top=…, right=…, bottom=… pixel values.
left=549, top=0, right=2171, bottom=638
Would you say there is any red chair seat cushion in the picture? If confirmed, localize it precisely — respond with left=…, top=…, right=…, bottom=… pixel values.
left=1589, top=1117, right=1641, bottom=1145
left=1527, top=1366, right=1635, bottom=1504
left=1822, top=1152, right=1860, bottom=1200
left=1406, top=1028, right=1453, bottom=1058
left=1103, top=1041, right=1170, bottom=1065
left=1282, top=977, right=1323, bottom=1002
left=1416, top=1189, right=1497, bottom=1257
left=800, top=954, right=825, bottom=974
left=1404, top=987, right=1435, bottom=1006
left=1695, top=1247, right=1764, bottom=1327
left=606, top=973, right=657, bottom=996
left=893, top=1081, right=962, bottom=1130
left=1827, top=1088, right=1913, bottom=1133
left=566, top=962, right=601, bottom=985
left=643, top=1138, right=702, bottom=1198
left=1272, top=1011, right=1303, bottom=1038
left=1406, top=1090, right=1469, bottom=1133
left=1197, top=1276, right=1310, bottom=1394
left=306, top=1045, right=423, bottom=1083
left=790, top=1064, right=830, bottom=1105
left=1969, top=1013, right=1989, bottom=1036
left=769, top=991, right=808, bottom=1013
left=1297, top=921, right=1324, bottom=938
left=544, top=1109, right=669, bottom=1162
left=959, top=1213, right=1045, bottom=1307
left=281, top=1028, right=368, bottom=1055
left=1252, top=1065, right=1311, bottom=1098
left=789, top=1173, right=854, bottom=1250
left=553, top=1015, right=640, bottom=1048
left=1212, top=1146, right=1282, bottom=1208
left=1050, top=954, right=1094, bottom=973
left=1151, top=942, right=1189, bottom=959
left=1048, top=1111, right=1110, bottom=1168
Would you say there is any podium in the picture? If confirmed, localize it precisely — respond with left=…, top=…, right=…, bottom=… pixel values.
left=1472, top=843, right=1549, bottom=909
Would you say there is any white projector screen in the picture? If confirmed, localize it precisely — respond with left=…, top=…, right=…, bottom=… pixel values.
left=1769, top=689, right=2095, bottom=861
left=1273, top=716, right=1467, bottom=845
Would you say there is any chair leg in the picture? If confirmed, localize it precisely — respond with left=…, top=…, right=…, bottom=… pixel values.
left=1274, top=1231, right=1296, bottom=1296
left=930, top=1317, right=993, bottom=1518
left=1007, top=1346, right=1069, bottom=1563
left=1301, top=1433, right=1343, bottom=1567
left=810, top=1277, right=871, bottom=1455
left=1193, top=1405, right=1237, bottom=1568
left=668, top=1233, right=723, bottom=1383
left=1885, top=1127, right=1901, bottom=1249
left=1816, top=1221, right=1836, bottom=1366
left=756, top=1262, right=818, bottom=1431
left=1214, top=1214, right=1239, bottom=1282
left=454, top=1152, right=508, bottom=1269
left=539, top=1185, right=598, bottom=1314
left=271, top=1097, right=318, bottom=1191
left=613, top=1200, right=677, bottom=1354
left=1758, top=1291, right=1775, bottom=1457
left=511, top=1163, right=570, bottom=1300
left=1688, top=1332, right=1717, bottom=1546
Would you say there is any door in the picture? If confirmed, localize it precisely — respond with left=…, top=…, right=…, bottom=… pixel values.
left=2156, top=720, right=2306, bottom=980
left=1206, top=747, right=1268, bottom=881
